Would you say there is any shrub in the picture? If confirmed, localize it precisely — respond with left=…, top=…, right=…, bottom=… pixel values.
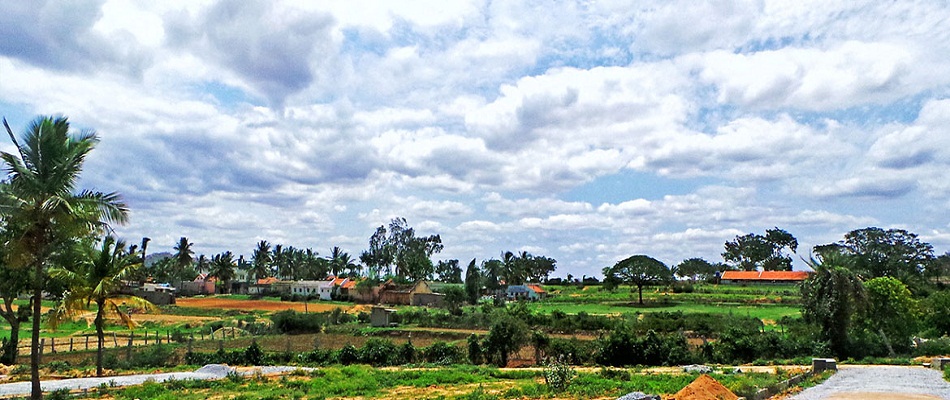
left=359, top=338, right=398, bottom=366
left=337, top=344, right=359, bottom=365
left=423, top=341, right=465, bottom=365
left=543, top=357, right=576, bottom=392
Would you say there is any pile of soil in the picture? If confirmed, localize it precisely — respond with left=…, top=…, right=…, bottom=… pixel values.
left=673, top=374, right=738, bottom=400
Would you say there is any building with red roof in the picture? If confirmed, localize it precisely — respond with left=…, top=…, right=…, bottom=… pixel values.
left=720, top=270, right=811, bottom=284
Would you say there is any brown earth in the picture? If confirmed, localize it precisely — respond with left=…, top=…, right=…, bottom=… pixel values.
left=176, top=297, right=357, bottom=313
left=672, top=374, right=738, bottom=400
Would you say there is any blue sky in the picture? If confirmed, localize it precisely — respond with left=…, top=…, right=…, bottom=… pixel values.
left=2, top=1, right=950, bottom=278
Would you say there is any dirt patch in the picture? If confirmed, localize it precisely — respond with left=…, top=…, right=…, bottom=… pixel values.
left=672, top=374, right=738, bottom=400
left=176, top=297, right=355, bottom=313
left=381, top=380, right=522, bottom=399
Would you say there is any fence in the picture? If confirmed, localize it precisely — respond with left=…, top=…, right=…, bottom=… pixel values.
left=15, top=327, right=245, bottom=363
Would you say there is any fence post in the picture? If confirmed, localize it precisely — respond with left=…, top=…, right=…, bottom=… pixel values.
left=126, top=335, right=133, bottom=361
left=50, top=338, right=55, bottom=353
left=167, top=331, right=171, bottom=343
left=144, top=331, right=148, bottom=345
left=69, top=337, right=74, bottom=352
left=113, top=332, right=118, bottom=347
left=85, top=335, right=89, bottom=350
left=187, top=337, right=193, bottom=354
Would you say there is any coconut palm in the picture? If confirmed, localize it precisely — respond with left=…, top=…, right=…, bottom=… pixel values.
left=0, top=116, right=128, bottom=399
left=50, top=236, right=153, bottom=377
left=251, top=240, right=271, bottom=280
left=172, top=237, right=194, bottom=280
left=209, top=251, right=236, bottom=294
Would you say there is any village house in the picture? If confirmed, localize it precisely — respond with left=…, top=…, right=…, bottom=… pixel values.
left=180, top=273, right=216, bottom=295
left=378, top=280, right=443, bottom=306
left=505, top=284, right=547, bottom=301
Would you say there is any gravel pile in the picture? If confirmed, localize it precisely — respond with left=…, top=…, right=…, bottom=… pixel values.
left=790, top=366, right=950, bottom=399
left=0, top=364, right=313, bottom=397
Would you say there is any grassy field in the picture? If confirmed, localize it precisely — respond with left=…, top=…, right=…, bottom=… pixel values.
left=72, top=364, right=813, bottom=400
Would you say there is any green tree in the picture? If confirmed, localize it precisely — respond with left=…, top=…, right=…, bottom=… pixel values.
left=435, top=259, right=463, bottom=283
left=360, top=225, right=391, bottom=278
left=675, top=258, right=718, bottom=282
left=50, top=236, right=153, bottom=377
left=328, top=246, right=356, bottom=277
left=922, top=290, right=950, bottom=337
left=0, top=116, right=128, bottom=399
left=800, top=253, right=867, bottom=357
left=0, top=232, right=30, bottom=365
left=250, top=240, right=271, bottom=280
left=862, top=277, right=919, bottom=355
left=825, top=227, right=934, bottom=281
left=464, top=259, right=481, bottom=304
left=172, top=237, right=194, bottom=283
left=483, top=313, right=528, bottom=367
left=723, top=227, right=798, bottom=271
left=603, top=255, right=671, bottom=304
left=481, top=259, right=503, bottom=291
left=210, top=251, right=236, bottom=294
left=442, top=286, right=466, bottom=316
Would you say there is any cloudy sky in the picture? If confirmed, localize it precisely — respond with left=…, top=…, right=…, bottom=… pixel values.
left=1, top=1, right=949, bottom=278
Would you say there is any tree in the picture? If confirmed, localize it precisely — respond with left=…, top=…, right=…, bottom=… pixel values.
left=828, top=227, right=934, bottom=281
left=250, top=240, right=271, bottom=280
left=464, top=259, right=481, bottom=304
left=328, top=246, right=356, bottom=277
left=50, top=236, right=153, bottom=377
left=210, top=251, right=236, bottom=294
left=603, top=255, right=671, bottom=304
left=922, top=290, right=950, bottom=337
left=483, top=313, right=528, bottom=367
left=862, top=277, right=919, bottom=355
left=360, top=218, right=443, bottom=281
left=723, top=227, right=798, bottom=271
left=0, top=231, right=30, bottom=364
left=675, top=258, right=717, bottom=282
left=800, top=253, right=867, bottom=357
left=172, top=237, right=194, bottom=283
left=435, top=259, right=463, bottom=283
left=272, top=244, right=286, bottom=279
left=0, top=116, right=128, bottom=399
left=360, top=225, right=391, bottom=278
left=481, top=259, right=503, bottom=291
left=442, top=286, right=466, bottom=315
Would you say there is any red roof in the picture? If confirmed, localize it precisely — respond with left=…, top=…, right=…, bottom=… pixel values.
left=331, top=277, right=347, bottom=286
left=721, top=270, right=810, bottom=281
left=256, top=277, right=278, bottom=285
left=342, top=280, right=357, bottom=289
left=526, top=284, right=546, bottom=294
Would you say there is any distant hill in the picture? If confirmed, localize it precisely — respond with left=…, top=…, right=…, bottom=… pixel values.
left=145, top=252, right=172, bottom=267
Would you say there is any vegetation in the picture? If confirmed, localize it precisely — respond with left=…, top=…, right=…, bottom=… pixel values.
left=0, top=114, right=948, bottom=398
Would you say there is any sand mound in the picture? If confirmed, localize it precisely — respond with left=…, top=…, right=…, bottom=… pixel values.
left=673, top=374, right=738, bottom=400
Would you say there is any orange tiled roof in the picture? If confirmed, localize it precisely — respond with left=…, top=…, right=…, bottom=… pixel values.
left=332, top=277, right=347, bottom=286
left=342, top=280, right=357, bottom=289
left=526, top=284, right=546, bottom=293
left=256, top=277, right=278, bottom=285
left=721, top=270, right=810, bottom=281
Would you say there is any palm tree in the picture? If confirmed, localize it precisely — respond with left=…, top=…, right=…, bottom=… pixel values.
left=195, top=254, right=208, bottom=274
left=209, top=251, right=236, bottom=294
left=329, top=246, right=346, bottom=276
left=251, top=240, right=271, bottom=280
left=0, top=116, right=128, bottom=399
left=172, top=237, right=194, bottom=281
left=50, top=236, right=153, bottom=377
left=272, top=244, right=285, bottom=279
left=801, top=252, right=867, bottom=356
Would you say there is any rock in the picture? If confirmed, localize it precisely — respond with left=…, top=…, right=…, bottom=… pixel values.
left=683, top=364, right=713, bottom=374
left=616, top=391, right=660, bottom=400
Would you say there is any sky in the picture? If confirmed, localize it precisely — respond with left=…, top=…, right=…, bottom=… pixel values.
left=1, top=1, right=949, bottom=279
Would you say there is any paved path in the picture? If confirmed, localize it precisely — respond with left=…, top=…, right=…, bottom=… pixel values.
left=0, top=364, right=311, bottom=397
left=791, top=365, right=950, bottom=399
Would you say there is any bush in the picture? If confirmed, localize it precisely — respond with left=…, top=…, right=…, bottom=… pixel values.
left=271, top=310, right=326, bottom=333
left=337, top=344, right=359, bottom=365
left=422, top=341, right=465, bottom=365
left=359, top=338, right=398, bottom=366
left=543, top=357, right=576, bottom=392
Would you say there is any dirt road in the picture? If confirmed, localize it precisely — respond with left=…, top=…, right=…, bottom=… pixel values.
left=790, top=365, right=950, bottom=399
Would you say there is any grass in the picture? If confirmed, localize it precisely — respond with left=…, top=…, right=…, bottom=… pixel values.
left=70, top=365, right=804, bottom=399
